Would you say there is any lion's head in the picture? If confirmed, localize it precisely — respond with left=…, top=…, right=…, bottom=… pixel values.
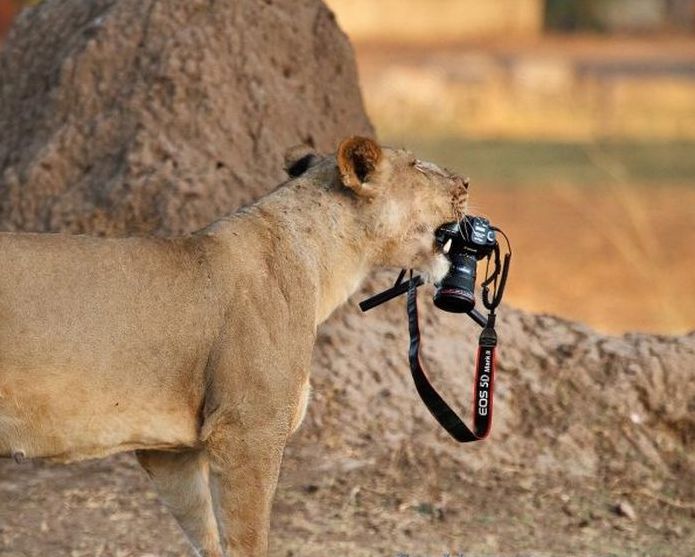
left=284, top=136, right=468, bottom=283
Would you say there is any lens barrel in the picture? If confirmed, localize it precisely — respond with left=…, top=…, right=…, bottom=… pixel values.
left=433, top=252, right=477, bottom=313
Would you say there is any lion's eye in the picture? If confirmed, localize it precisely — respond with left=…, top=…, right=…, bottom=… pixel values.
left=414, top=160, right=448, bottom=177
left=413, top=160, right=429, bottom=175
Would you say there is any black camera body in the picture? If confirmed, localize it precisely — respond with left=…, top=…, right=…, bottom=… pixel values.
left=433, top=216, right=497, bottom=313
left=358, top=213, right=508, bottom=322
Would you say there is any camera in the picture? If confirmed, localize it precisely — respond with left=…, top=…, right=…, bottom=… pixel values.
left=358, top=213, right=508, bottom=320
left=433, top=216, right=497, bottom=313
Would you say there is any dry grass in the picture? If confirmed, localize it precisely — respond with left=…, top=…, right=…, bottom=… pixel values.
left=353, top=37, right=695, bottom=334
left=390, top=137, right=695, bottom=334
left=483, top=183, right=695, bottom=334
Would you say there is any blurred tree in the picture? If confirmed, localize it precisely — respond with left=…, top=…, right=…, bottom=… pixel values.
left=545, top=0, right=695, bottom=32
left=665, top=0, right=695, bottom=30
left=544, top=0, right=604, bottom=31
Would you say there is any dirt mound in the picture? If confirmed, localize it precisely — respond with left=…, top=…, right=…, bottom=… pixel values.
left=311, top=298, right=695, bottom=478
left=1, top=1, right=694, bottom=555
left=0, top=0, right=372, bottom=235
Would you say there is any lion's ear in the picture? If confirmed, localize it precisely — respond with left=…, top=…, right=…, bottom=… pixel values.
left=337, top=136, right=382, bottom=197
left=284, top=145, right=321, bottom=178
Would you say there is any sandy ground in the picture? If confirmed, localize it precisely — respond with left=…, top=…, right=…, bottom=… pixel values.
left=2, top=441, right=694, bottom=557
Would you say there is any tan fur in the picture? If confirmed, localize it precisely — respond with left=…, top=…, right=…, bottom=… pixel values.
left=0, top=138, right=467, bottom=557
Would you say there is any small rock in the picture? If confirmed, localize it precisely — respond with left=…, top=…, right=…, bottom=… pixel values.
left=629, top=412, right=643, bottom=424
left=615, top=501, right=637, bottom=521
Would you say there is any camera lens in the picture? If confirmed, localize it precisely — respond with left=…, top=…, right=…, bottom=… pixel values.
left=433, top=252, right=477, bottom=313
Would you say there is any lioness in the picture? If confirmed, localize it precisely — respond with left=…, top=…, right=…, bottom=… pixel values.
left=0, top=137, right=467, bottom=556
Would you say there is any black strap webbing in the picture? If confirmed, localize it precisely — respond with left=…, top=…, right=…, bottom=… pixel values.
left=407, top=279, right=497, bottom=442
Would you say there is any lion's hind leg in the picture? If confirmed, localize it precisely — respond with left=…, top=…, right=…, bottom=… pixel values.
left=136, top=449, right=223, bottom=557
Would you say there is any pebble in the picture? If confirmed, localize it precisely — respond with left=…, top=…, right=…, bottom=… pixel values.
left=615, top=500, right=637, bottom=521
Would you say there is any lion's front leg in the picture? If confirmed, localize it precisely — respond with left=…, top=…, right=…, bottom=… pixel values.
left=201, top=321, right=313, bottom=556
left=206, top=422, right=287, bottom=557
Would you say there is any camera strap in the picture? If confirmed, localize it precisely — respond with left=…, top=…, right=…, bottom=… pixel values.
left=407, top=277, right=497, bottom=442
left=359, top=223, right=510, bottom=443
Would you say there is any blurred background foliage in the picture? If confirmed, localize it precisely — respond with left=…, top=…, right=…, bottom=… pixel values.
left=546, top=0, right=695, bottom=33
left=545, top=0, right=606, bottom=31
left=2, top=0, right=695, bottom=334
